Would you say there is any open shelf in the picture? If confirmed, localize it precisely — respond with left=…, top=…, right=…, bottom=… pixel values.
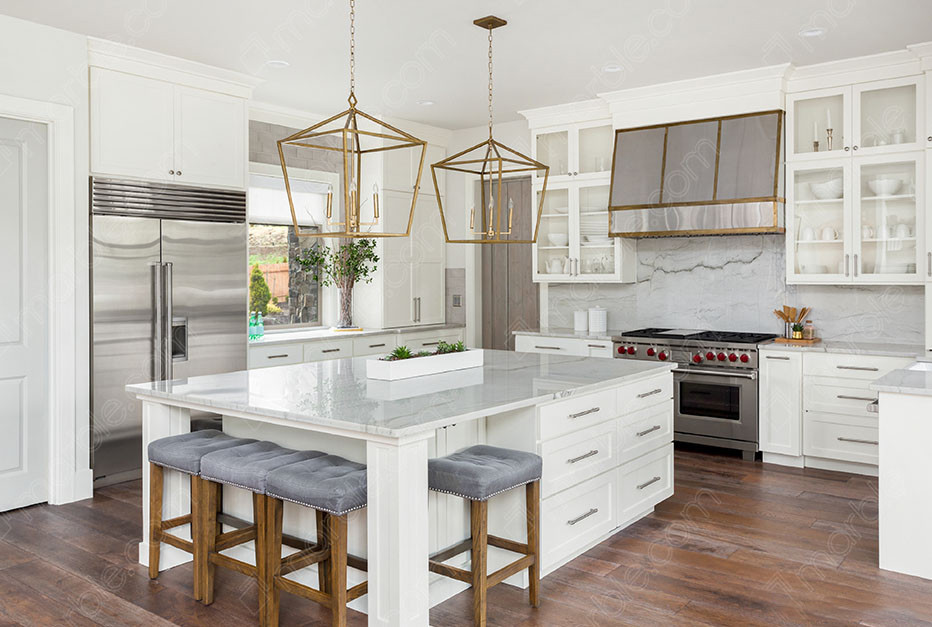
left=795, top=198, right=844, bottom=205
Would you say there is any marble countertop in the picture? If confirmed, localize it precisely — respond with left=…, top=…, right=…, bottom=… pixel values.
left=512, top=327, right=625, bottom=342
left=759, top=340, right=925, bottom=359
left=249, top=323, right=465, bottom=347
left=127, top=350, right=674, bottom=438
left=872, top=362, right=932, bottom=396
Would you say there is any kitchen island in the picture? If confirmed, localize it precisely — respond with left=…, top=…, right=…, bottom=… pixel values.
left=128, top=349, right=675, bottom=626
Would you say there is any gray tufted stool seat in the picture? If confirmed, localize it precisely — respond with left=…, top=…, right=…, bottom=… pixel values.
left=263, top=453, right=369, bottom=626
left=428, top=444, right=542, bottom=501
left=427, top=445, right=543, bottom=625
left=200, top=441, right=325, bottom=494
left=146, top=429, right=256, bottom=600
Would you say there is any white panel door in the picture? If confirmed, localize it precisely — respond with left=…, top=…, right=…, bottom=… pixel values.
left=174, top=86, right=246, bottom=189
left=414, top=262, right=444, bottom=325
left=90, top=68, right=174, bottom=181
left=382, top=261, right=414, bottom=328
left=0, top=117, right=49, bottom=511
left=759, top=352, right=803, bottom=456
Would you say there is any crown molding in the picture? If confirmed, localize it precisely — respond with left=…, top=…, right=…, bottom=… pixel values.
left=249, top=100, right=328, bottom=129
left=786, top=49, right=920, bottom=93
left=519, top=98, right=610, bottom=129
left=907, top=41, right=932, bottom=72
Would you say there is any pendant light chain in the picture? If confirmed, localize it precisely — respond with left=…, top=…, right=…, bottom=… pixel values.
left=348, top=0, right=356, bottom=106
left=487, top=26, right=494, bottom=137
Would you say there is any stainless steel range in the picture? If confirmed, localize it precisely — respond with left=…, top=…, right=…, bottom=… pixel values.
left=613, top=328, right=777, bottom=460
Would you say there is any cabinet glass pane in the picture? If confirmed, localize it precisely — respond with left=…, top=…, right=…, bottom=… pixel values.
left=610, top=127, right=665, bottom=206
left=859, top=84, right=917, bottom=149
left=537, top=131, right=568, bottom=176
left=857, top=160, right=918, bottom=276
left=793, top=94, right=844, bottom=156
left=717, top=113, right=780, bottom=199
left=537, top=187, right=570, bottom=275
left=662, top=120, right=718, bottom=203
left=578, top=185, right=613, bottom=275
left=791, top=166, right=846, bottom=276
left=578, top=125, right=614, bottom=174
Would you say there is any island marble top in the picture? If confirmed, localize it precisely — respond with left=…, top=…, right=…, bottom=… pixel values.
left=127, top=350, right=674, bottom=438
left=871, top=365, right=932, bottom=397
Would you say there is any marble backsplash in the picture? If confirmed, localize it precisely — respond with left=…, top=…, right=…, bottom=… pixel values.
left=548, top=235, right=924, bottom=344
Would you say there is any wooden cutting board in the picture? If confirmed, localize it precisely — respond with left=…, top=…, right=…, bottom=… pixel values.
left=773, top=337, right=821, bottom=346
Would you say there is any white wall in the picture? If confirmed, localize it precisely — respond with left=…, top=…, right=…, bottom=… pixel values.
left=0, top=14, right=91, bottom=488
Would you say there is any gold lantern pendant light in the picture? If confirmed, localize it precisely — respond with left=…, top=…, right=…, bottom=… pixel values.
left=278, top=0, right=427, bottom=239
left=431, top=16, right=550, bottom=244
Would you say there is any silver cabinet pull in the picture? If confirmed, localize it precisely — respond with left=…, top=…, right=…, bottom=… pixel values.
left=837, top=437, right=878, bottom=445
left=566, top=450, right=599, bottom=464
left=637, top=425, right=662, bottom=437
left=837, top=394, right=876, bottom=402
left=567, top=508, right=598, bottom=526
left=927, top=252, right=931, bottom=277
left=169, top=169, right=175, bottom=175
left=637, top=476, right=662, bottom=490
left=844, top=254, right=849, bottom=276
left=853, top=254, right=859, bottom=277
left=369, top=343, right=386, bottom=348
left=322, top=348, right=341, bottom=353
left=587, top=344, right=607, bottom=349
left=867, top=400, right=879, bottom=414
left=637, top=388, right=662, bottom=398
left=176, top=170, right=182, bottom=176
left=535, top=345, right=562, bottom=350
left=765, top=355, right=790, bottom=360
left=837, top=365, right=879, bottom=372
left=267, top=354, right=289, bottom=359
left=569, top=407, right=600, bottom=419
left=422, top=341, right=439, bottom=346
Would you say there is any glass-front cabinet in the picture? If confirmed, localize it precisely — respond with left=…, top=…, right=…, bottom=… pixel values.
left=533, top=180, right=635, bottom=283
left=787, top=76, right=923, bottom=160
left=787, top=153, right=924, bottom=284
left=532, top=120, right=615, bottom=183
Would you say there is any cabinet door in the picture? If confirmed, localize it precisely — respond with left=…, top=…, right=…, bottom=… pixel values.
left=174, top=86, right=246, bottom=189
left=414, top=262, right=444, bottom=325
left=90, top=68, right=174, bottom=181
left=926, top=153, right=932, bottom=282
left=759, top=352, right=802, bottom=456
left=411, top=194, right=444, bottom=264
left=576, top=122, right=614, bottom=177
left=534, top=185, right=572, bottom=281
left=575, top=183, right=617, bottom=279
left=383, top=143, right=440, bottom=194
left=535, top=129, right=570, bottom=178
left=786, top=161, right=852, bottom=283
left=382, top=261, right=414, bottom=328
left=853, top=76, right=923, bottom=156
left=786, top=86, right=851, bottom=161
left=851, top=152, right=923, bottom=283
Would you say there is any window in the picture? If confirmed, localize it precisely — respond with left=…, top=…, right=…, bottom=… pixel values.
left=247, top=165, right=337, bottom=329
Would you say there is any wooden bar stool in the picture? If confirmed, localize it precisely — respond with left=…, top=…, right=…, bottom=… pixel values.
left=197, top=441, right=326, bottom=612
left=427, top=445, right=543, bottom=627
left=146, top=429, right=256, bottom=599
left=264, top=454, right=369, bottom=627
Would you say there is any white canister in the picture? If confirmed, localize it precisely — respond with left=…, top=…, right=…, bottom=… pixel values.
left=588, top=307, right=608, bottom=334
left=574, top=310, right=588, bottom=332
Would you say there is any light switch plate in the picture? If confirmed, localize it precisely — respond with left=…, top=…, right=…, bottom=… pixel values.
left=452, top=294, right=462, bottom=307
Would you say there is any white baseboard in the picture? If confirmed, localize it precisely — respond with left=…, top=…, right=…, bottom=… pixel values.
left=804, top=456, right=878, bottom=477
left=762, top=452, right=805, bottom=468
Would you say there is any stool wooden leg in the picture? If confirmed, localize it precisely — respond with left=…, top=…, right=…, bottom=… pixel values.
left=328, top=514, right=348, bottom=627
left=148, top=463, right=163, bottom=580
left=526, top=481, right=541, bottom=608
left=191, top=476, right=202, bottom=601
left=470, top=500, right=488, bottom=627
left=266, top=497, right=284, bottom=627
left=201, top=479, right=220, bottom=605
left=316, top=510, right=331, bottom=595
left=254, top=494, right=269, bottom=626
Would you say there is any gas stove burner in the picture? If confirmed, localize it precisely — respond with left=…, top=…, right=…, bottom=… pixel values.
left=622, top=328, right=707, bottom=339
left=692, top=331, right=778, bottom=344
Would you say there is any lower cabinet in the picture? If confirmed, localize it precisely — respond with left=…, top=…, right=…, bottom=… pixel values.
left=759, top=351, right=803, bottom=457
left=514, top=334, right=613, bottom=358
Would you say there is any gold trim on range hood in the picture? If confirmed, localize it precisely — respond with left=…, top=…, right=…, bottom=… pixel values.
left=608, top=110, right=785, bottom=238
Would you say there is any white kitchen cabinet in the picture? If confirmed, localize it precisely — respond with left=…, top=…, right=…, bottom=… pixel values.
left=383, top=142, right=445, bottom=196
left=90, top=67, right=247, bottom=189
left=514, top=334, right=613, bottom=358
left=532, top=179, right=636, bottom=283
left=926, top=153, right=932, bottom=282
left=758, top=351, right=803, bottom=459
left=532, top=120, right=615, bottom=183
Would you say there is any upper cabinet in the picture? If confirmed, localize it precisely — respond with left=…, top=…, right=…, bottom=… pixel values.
left=173, top=86, right=247, bottom=189
left=787, top=76, right=924, bottom=161
left=532, top=121, right=614, bottom=182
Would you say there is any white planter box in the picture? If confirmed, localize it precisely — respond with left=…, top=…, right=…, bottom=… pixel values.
left=366, top=349, right=484, bottom=381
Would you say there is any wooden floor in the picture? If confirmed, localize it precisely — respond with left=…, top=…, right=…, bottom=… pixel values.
left=2, top=447, right=931, bottom=626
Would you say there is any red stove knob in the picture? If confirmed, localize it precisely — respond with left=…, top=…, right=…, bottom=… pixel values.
left=617, top=346, right=625, bottom=354
left=627, top=346, right=636, bottom=355
left=646, top=347, right=656, bottom=356
left=658, top=351, right=668, bottom=361
left=740, top=353, right=750, bottom=363
left=717, top=352, right=727, bottom=361
left=706, top=351, right=715, bottom=361
left=692, top=354, right=703, bottom=364
left=728, top=353, right=738, bottom=362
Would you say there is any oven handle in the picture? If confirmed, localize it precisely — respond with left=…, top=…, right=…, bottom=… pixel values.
left=676, top=367, right=757, bottom=380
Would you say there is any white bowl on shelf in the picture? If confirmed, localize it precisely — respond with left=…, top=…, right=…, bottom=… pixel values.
left=547, top=233, right=569, bottom=246
left=583, top=235, right=612, bottom=246
left=867, top=178, right=903, bottom=196
left=808, top=178, right=843, bottom=200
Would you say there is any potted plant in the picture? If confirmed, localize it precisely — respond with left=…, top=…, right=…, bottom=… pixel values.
left=367, top=340, right=483, bottom=380
left=295, top=238, right=379, bottom=329
left=791, top=323, right=804, bottom=340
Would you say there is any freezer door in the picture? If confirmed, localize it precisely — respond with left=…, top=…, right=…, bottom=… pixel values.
left=160, top=220, right=247, bottom=380
left=91, top=215, right=161, bottom=481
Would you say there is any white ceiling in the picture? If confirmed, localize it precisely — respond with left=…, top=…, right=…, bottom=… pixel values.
left=3, top=1, right=931, bottom=129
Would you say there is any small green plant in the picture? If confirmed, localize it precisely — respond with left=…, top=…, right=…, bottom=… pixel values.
left=249, top=264, right=271, bottom=315
left=792, top=322, right=804, bottom=332
left=383, top=341, right=468, bottom=361
left=388, top=345, right=412, bottom=361
left=435, top=340, right=466, bottom=354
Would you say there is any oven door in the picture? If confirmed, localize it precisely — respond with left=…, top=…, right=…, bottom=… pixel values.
left=673, top=367, right=758, bottom=444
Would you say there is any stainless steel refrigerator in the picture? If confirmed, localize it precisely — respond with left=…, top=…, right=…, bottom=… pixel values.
left=91, top=178, right=248, bottom=484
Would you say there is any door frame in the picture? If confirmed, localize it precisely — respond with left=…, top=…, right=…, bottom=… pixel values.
left=0, top=93, right=91, bottom=505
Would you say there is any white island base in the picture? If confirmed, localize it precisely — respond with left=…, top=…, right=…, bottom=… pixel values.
left=131, top=351, right=674, bottom=626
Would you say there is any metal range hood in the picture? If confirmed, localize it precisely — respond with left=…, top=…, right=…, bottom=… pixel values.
left=608, top=110, right=784, bottom=237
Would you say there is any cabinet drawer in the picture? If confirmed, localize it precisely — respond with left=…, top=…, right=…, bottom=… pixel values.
left=805, top=377, right=879, bottom=418
left=617, top=374, right=673, bottom=415
left=402, top=333, right=462, bottom=352
left=515, top=335, right=587, bottom=356
left=539, top=389, right=617, bottom=441
left=303, top=339, right=353, bottom=362
left=618, top=443, right=674, bottom=524
left=540, top=421, right=618, bottom=498
left=584, top=340, right=613, bottom=358
left=620, top=401, right=674, bottom=463
left=353, top=334, right=397, bottom=357
left=804, top=413, right=878, bottom=465
left=248, top=343, right=303, bottom=369
left=803, top=353, right=912, bottom=380
left=541, top=471, right=616, bottom=571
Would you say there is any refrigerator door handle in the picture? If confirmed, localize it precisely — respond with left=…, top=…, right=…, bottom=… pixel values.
left=151, top=262, right=174, bottom=381
left=163, top=262, right=173, bottom=381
